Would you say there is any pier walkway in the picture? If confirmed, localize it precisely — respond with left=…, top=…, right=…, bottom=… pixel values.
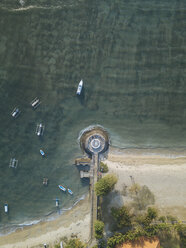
left=78, top=125, right=109, bottom=246
left=89, top=154, right=99, bottom=241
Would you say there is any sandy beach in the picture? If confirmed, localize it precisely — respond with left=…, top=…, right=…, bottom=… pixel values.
left=1, top=146, right=186, bottom=247
left=0, top=196, right=91, bottom=248
left=104, top=147, right=186, bottom=220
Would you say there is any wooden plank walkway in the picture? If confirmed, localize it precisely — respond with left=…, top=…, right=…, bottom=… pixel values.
left=89, top=154, right=98, bottom=242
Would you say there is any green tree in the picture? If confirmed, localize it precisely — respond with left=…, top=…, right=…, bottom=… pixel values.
left=167, top=215, right=177, bottom=224
left=135, top=207, right=158, bottom=227
left=107, top=233, right=125, bottom=248
left=65, top=238, right=86, bottom=248
left=158, top=216, right=166, bottom=223
left=111, top=206, right=132, bottom=229
left=100, top=162, right=109, bottom=173
left=94, top=220, right=104, bottom=239
left=146, top=207, right=158, bottom=220
left=95, top=174, right=117, bottom=196
left=176, top=224, right=186, bottom=248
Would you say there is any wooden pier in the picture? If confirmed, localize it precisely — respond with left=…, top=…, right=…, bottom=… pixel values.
left=80, top=171, right=91, bottom=178
left=75, top=157, right=91, bottom=166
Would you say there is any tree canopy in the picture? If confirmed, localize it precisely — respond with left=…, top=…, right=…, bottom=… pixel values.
left=94, top=220, right=105, bottom=239
left=65, top=238, right=86, bottom=248
left=111, top=206, right=132, bottom=229
left=100, top=162, right=109, bottom=173
left=95, top=174, right=118, bottom=196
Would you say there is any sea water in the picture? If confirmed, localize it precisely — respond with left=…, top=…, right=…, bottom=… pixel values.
left=0, top=0, right=185, bottom=233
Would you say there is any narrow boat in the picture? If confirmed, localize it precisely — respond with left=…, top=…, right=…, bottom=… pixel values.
left=11, top=108, right=20, bottom=118
left=55, top=198, right=59, bottom=207
left=76, top=80, right=83, bottom=95
left=36, top=123, right=44, bottom=136
left=67, top=188, right=73, bottom=195
left=58, top=185, right=66, bottom=192
left=4, top=203, right=8, bottom=213
left=40, top=149, right=45, bottom=156
left=31, top=97, right=41, bottom=109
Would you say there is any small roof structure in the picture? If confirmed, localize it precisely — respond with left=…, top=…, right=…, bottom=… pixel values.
left=116, top=237, right=160, bottom=248
left=75, top=157, right=91, bottom=165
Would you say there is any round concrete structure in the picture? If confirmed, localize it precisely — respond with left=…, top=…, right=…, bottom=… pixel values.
left=79, top=125, right=109, bottom=156
left=91, top=139, right=100, bottom=149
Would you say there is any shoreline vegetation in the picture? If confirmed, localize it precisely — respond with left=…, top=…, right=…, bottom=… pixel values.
left=1, top=146, right=186, bottom=247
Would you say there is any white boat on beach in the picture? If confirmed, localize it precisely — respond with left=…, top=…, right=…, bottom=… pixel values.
left=67, top=188, right=73, bottom=195
left=36, top=123, right=45, bottom=136
left=4, top=203, right=8, bottom=213
left=58, top=185, right=66, bottom=192
left=76, top=80, right=83, bottom=95
left=31, top=97, right=41, bottom=109
left=11, top=108, right=20, bottom=118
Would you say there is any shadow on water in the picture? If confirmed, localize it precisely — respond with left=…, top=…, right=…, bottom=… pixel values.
left=76, top=88, right=85, bottom=106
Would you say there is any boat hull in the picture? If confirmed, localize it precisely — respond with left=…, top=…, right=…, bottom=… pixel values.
left=4, top=204, right=8, bottom=213
left=58, top=185, right=66, bottom=192
left=40, top=150, right=45, bottom=156
left=68, top=189, right=73, bottom=195
left=76, top=80, right=83, bottom=95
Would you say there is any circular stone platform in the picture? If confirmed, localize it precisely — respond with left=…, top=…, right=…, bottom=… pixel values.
left=79, top=126, right=109, bottom=156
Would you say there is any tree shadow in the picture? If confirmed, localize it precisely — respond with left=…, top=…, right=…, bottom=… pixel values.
left=100, top=190, right=124, bottom=235
left=129, top=185, right=155, bottom=211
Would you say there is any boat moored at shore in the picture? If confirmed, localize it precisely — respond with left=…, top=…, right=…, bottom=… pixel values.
left=67, top=188, right=73, bottom=195
left=58, top=185, right=66, bottom=192
left=4, top=203, right=8, bottom=213
left=55, top=198, right=59, bottom=207
left=76, top=80, right=83, bottom=95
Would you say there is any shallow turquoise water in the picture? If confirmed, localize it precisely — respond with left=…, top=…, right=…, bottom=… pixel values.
left=0, top=0, right=186, bottom=231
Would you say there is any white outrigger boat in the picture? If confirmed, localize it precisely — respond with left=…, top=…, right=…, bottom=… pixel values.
left=76, top=80, right=83, bottom=95
left=36, top=123, right=45, bottom=136
left=67, top=188, right=73, bottom=195
left=43, top=178, right=48, bottom=186
left=4, top=203, right=8, bottom=213
left=11, top=107, right=20, bottom=118
left=9, top=158, right=18, bottom=169
left=58, top=185, right=66, bottom=192
left=31, top=97, right=41, bottom=109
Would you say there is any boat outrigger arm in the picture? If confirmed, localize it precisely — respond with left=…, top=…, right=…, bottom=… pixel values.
left=9, top=158, right=18, bottom=168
